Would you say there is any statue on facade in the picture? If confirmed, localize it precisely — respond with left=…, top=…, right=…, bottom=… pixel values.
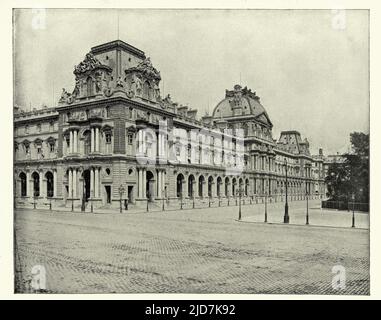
left=59, top=88, right=70, bottom=103
left=153, top=81, right=160, bottom=100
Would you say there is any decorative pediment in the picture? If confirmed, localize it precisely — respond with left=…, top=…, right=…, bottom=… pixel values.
left=102, top=124, right=113, bottom=133
left=46, top=136, right=56, bottom=145
left=74, top=52, right=111, bottom=76
left=34, top=138, right=43, bottom=146
left=125, top=57, right=161, bottom=81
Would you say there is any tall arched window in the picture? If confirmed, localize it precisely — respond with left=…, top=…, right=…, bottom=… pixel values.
left=198, top=175, right=204, bottom=197
left=31, top=172, right=40, bottom=197
left=19, top=172, right=27, bottom=197
left=177, top=174, right=184, bottom=198
left=86, top=77, right=94, bottom=96
left=143, top=81, right=150, bottom=99
left=83, top=130, right=91, bottom=155
left=46, top=171, right=54, bottom=198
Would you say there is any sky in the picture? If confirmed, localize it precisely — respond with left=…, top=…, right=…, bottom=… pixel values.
left=13, top=9, right=369, bottom=155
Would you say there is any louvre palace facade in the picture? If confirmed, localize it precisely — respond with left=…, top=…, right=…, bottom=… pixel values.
left=14, top=40, right=326, bottom=211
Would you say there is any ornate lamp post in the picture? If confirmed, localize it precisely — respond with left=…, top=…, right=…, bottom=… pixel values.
left=90, top=188, right=93, bottom=213
left=306, top=191, right=309, bottom=225
left=283, top=158, right=289, bottom=223
left=33, top=191, right=37, bottom=209
left=162, top=190, right=165, bottom=211
left=351, top=193, right=355, bottom=228
left=237, top=186, right=244, bottom=221
left=264, top=190, right=268, bottom=223
left=118, top=184, right=125, bottom=214
left=81, top=179, right=86, bottom=212
left=71, top=188, right=74, bottom=212
left=146, top=191, right=150, bottom=212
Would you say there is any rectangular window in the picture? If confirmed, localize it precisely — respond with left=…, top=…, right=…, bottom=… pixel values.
left=106, top=133, right=112, bottom=144
left=50, top=143, right=55, bottom=152
left=128, top=134, right=133, bottom=145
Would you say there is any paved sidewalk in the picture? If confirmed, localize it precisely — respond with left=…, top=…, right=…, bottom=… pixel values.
left=14, top=201, right=369, bottom=295
left=241, top=202, right=369, bottom=229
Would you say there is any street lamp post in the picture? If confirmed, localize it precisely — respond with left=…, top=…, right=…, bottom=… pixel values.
left=33, top=191, right=37, bottom=209
left=81, top=181, right=86, bottom=212
left=351, top=193, right=355, bottom=228
left=118, top=184, right=125, bottom=214
left=90, top=188, right=93, bottom=213
left=264, top=191, right=268, bottom=223
left=283, top=158, right=289, bottom=223
left=237, top=186, right=244, bottom=221
left=71, top=188, right=74, bottom=212
left=306, top=191, right=309, bottom=225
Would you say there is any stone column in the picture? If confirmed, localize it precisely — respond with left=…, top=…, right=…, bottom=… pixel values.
left=91, top=128, right=95, bottom=153
left=69, top=131, right=73, bottom=154
left=26, top=171, right=31, bottom=197
left=90, top=168, right=94, bottom=198
left=95, top=127, right=100, bottom=152
left=39, top=173, right=45, bottom=197
left=68, top=169, right=73, bottom=198
left=95, top=167, right=99, bottom=198
left=53, top=170, right=57, bottom=197
left=73, top=168, right=77, bottom=198
left=142, top=169, right=146, bottom=198
left=157, top=170, right=162, bottom=198
left=183, top=177, right=188, bottom=198
left=162, top=171, right=165, bottom=196
left=73, top=130, right=78, bottom=153
left=138, top=168, right=142, bottom=198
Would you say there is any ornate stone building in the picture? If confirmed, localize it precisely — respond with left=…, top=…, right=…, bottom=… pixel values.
left=14, top=40, right=326, bottom=210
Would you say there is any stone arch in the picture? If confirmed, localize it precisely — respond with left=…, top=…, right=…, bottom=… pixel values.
left=19, top=172, right=27, bottom=197
left=224, top=177, right=230, bottom=197
left=146, top=170, right=155, bottom=201
left=232, top=177, right=237, bottom=196
left=208, top=176, right=214, bottom=197
left=31, top=171, right=40, bottom=197
left=45, top=171, right=54, bottom=198
left=216, top=176, right=222, bottom=197
left=198, top=175, right=205, bottom=197
left=176, top=173, right=185, bottom=198
left=188, top=174, right=195, bottom=198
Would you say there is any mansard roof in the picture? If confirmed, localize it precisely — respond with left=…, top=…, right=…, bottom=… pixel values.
left=212, top=84, right=272, bottom=126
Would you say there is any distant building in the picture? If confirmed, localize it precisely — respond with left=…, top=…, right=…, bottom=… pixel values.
left=14, top=40, right=326, bottom=210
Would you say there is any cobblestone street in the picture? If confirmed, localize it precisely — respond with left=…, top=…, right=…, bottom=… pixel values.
left=14, top=200, right=370, bottom=295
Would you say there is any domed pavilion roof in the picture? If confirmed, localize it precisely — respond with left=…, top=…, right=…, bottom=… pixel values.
left=212, top=85, right=271, bottom=125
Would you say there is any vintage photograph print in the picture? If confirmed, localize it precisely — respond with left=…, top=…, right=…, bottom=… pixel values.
left=13, top=9, right=369, bottom=294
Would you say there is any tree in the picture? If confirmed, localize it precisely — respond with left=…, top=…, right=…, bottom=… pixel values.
left=325, top=132, right=369, bottom=203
